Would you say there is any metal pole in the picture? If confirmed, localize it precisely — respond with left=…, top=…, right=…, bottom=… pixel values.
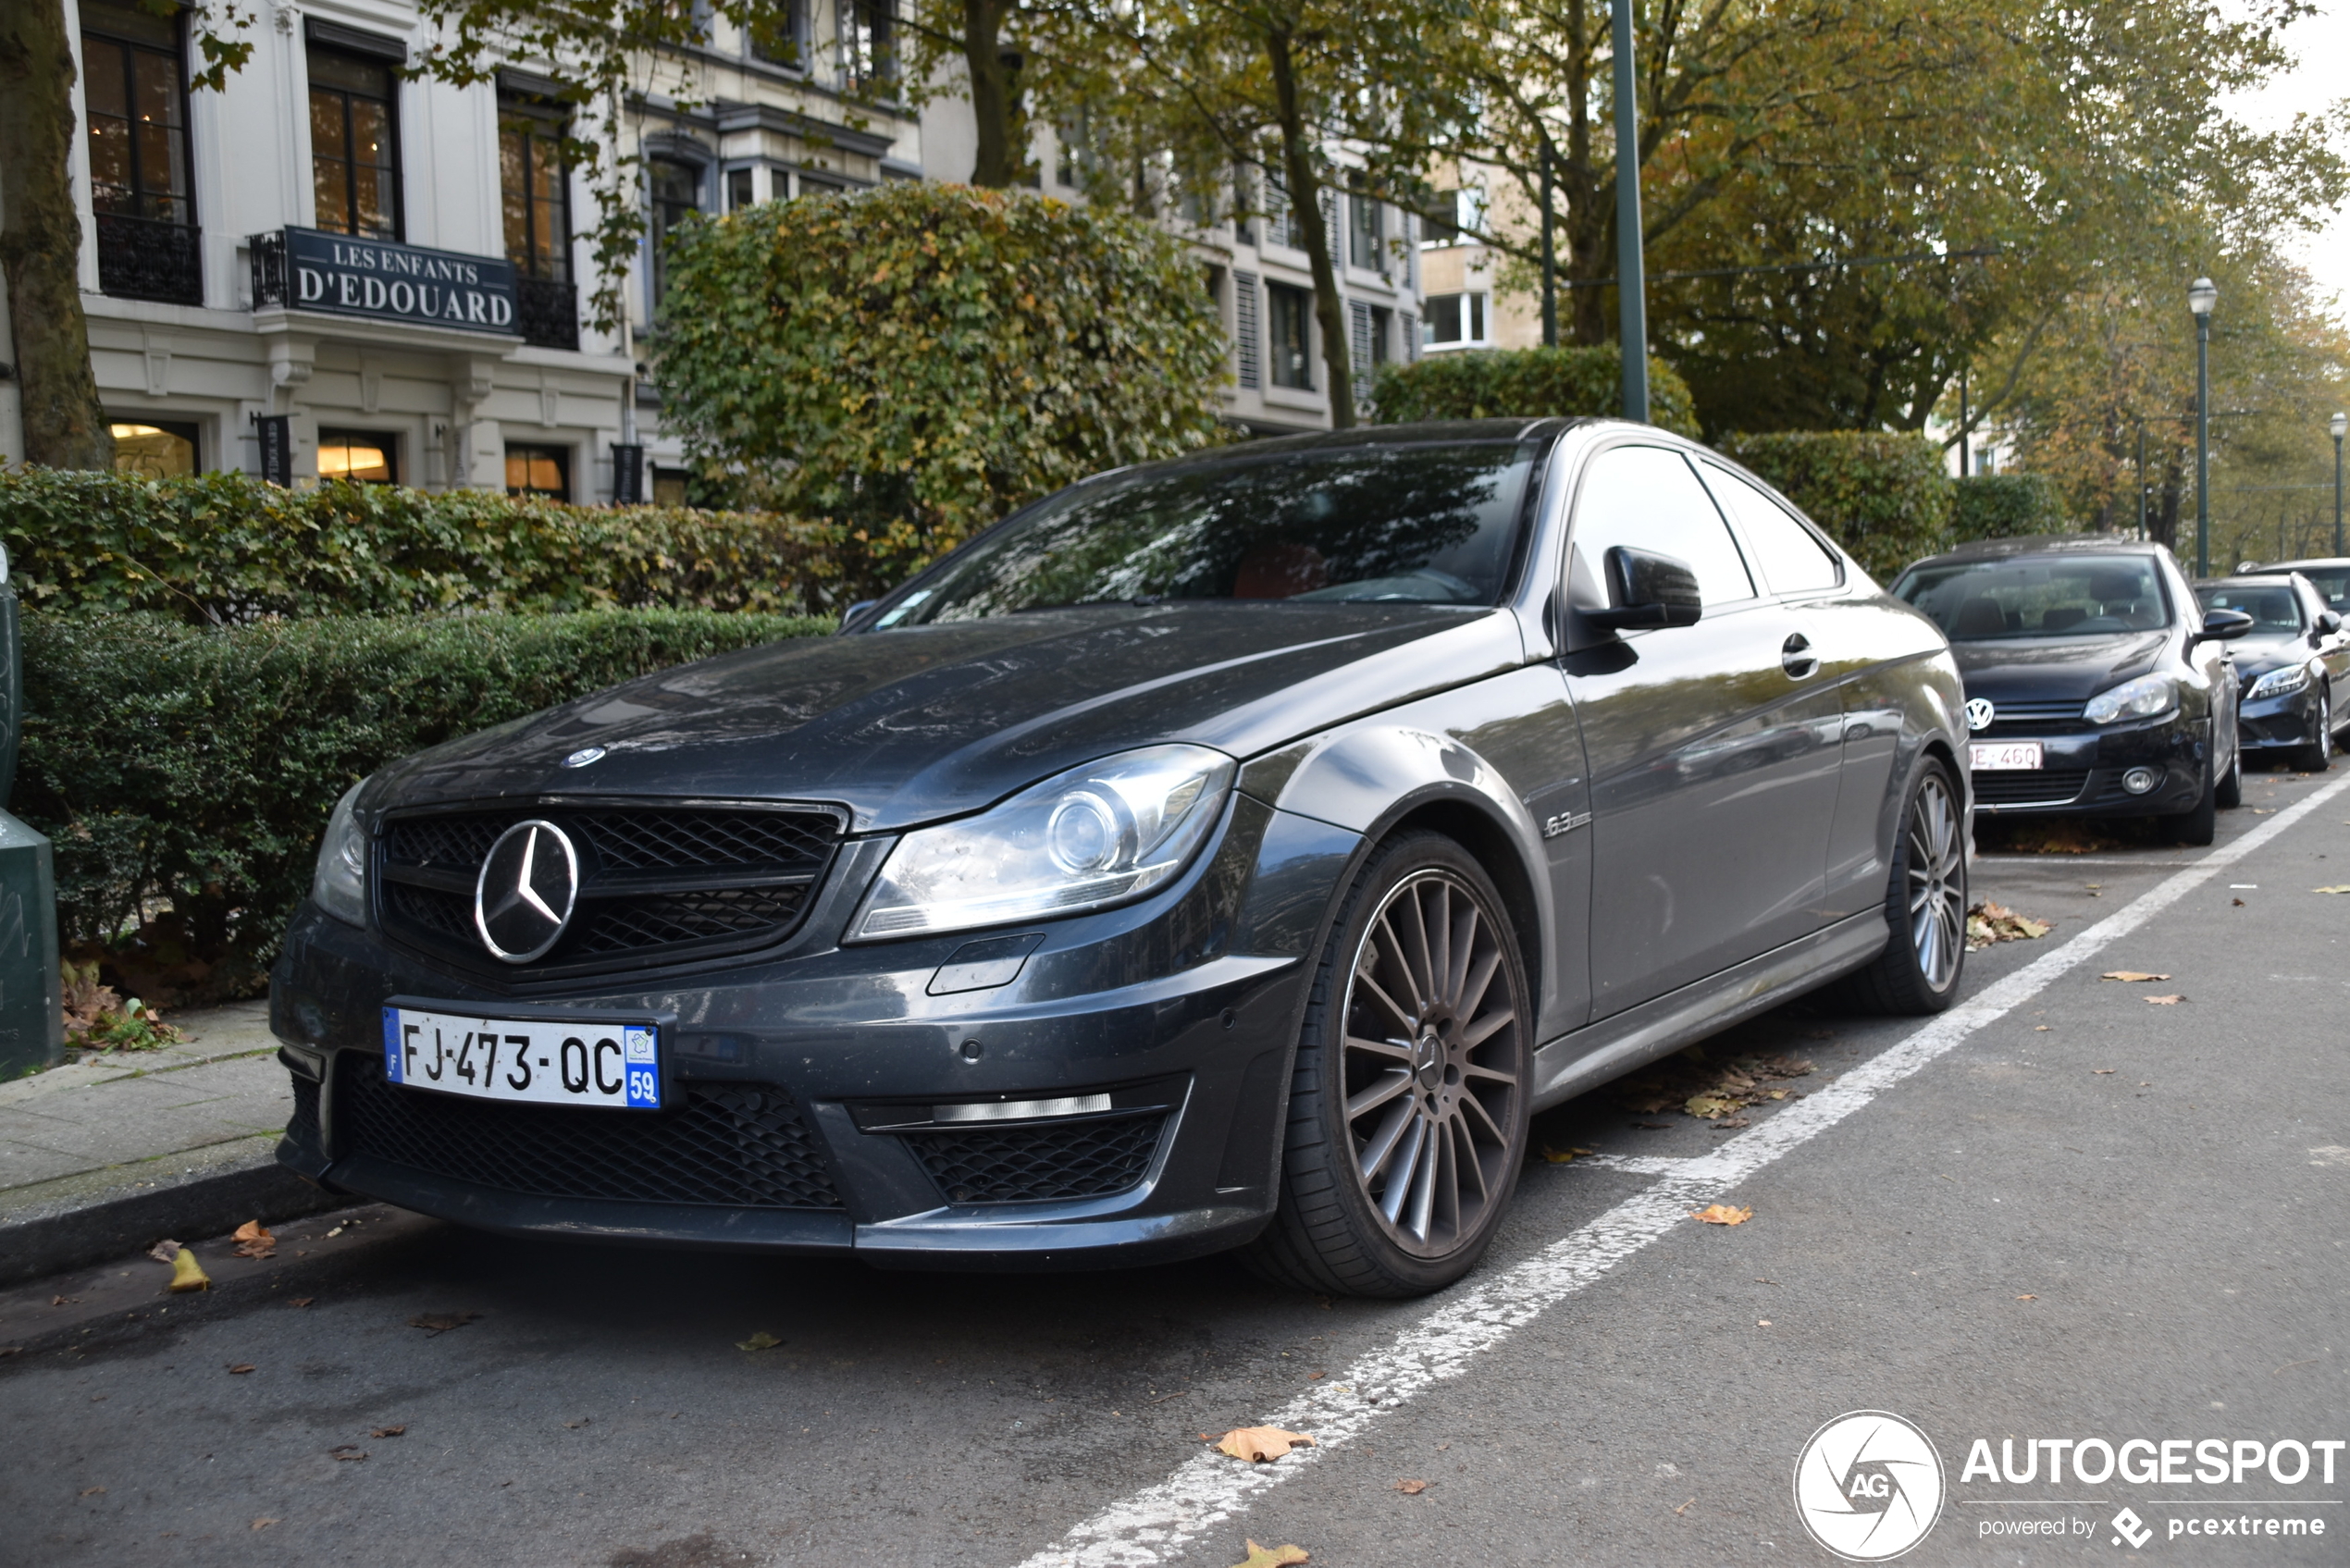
left=2134, top=420, right=2146, bottom=539
left=1611, top=0, right=1647, bottom=422
left=2335, top=427, right=2344, bottom=557
left=1540, top=146, right=1557, bottom=349
left=1958, top=367, right=1970, bottom=477
left=2195, top=313, right=2211, bottom=577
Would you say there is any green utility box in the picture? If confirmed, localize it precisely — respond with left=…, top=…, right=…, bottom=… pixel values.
left=0, top=550, right=63, bottom=1079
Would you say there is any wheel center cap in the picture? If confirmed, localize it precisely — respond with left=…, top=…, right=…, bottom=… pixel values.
left=1413, top=1031, right=1445, bottom=1091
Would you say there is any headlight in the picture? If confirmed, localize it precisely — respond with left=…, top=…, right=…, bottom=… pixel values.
left=2246, top=662, right=2313, bottom=701
left=2083, top=674, right=2176, bottom=725
left=312, top=782, right=368, bottom=927
left=849, top=745, right=1235, bottom=941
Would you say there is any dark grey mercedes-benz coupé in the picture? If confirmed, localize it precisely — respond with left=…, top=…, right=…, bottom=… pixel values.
left=270, top=418, right=1967, bottom=1297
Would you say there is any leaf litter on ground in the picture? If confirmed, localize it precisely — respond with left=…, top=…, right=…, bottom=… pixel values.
left=231, top=1220, right=275, bottom=1259
left=1968, top=901, right=2051, bottom=951
left=1691, top=1204, right=1754, bottom=1226
left=1216, top=1426, right=1316, bottom=1463
left=1231, top=1544, right=1309, bottom=1568
left=2145, top=994, right=2185, bottom=1005
left=2101, top=970, right=2171, bottom=982
left=1616, top=1044, right=1812, bottom=1127
left=736, top=1331, right=783, bottom=1352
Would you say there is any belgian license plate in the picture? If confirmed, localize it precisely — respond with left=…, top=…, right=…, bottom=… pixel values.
left=1969, top=742, right=2044, bottom=772
left=382, top=1003, right=662, bottom=1110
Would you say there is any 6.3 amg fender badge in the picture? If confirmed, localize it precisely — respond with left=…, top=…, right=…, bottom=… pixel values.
left=474, top=820, right=580, bottom=963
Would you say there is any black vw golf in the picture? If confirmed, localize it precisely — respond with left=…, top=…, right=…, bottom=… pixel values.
left=1890, top=537, right=2250, bottom=842
left=273, top=419, right=1967, bottom=1296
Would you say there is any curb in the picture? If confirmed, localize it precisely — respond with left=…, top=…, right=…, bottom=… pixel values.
left=0, top=1142, right=346, bottom=1289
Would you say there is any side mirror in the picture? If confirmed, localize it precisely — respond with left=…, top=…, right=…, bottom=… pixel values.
left=2194, top=608, right=2255, bottom=643
left=2319, top=611, right=2343, bottom=636
left=1588, top=546, right=1702, bottom=631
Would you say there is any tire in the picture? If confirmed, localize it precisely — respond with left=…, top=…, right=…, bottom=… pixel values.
left=2159, top=750, right=2219, bottom=846
left=2290, top=694, right=2332, bottom=773
left=1242, top=831, right=1532, bottom=1298
left=2215, top=735, right=2243, bottom=809
left=1830, top=757, right=1967, bottom=1016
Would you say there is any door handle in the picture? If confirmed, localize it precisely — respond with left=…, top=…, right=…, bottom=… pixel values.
left=1781, top=632, right=1819, bottom=679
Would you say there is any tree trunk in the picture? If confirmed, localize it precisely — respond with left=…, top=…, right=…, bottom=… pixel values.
left=0, top=0, right=113, bottom=469
left=962, top=0, right=1024, bottom=188
left=1557, top=0, right=1611, bottom=345
left=1265, top=27, right=1353, bottom=427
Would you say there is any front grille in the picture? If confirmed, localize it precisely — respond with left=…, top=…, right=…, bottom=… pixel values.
left=1973, top=698, right=2088, bottom=737
left=334, top=1054, right=843, bottom=1210
left=903, top=1115, right=1167, bottom=1204
left=1972, top=768, right=2090, bottom=807
left=375, top=801, right=844, bottom=978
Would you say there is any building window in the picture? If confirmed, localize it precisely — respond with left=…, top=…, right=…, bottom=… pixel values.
left=1349, top=191, right=1383, bottom=272
left=505, top=443, right=570, bottom=500
left=648, top=157, right=703, bottom=304
left=1421, top=291, right=1489, bottom=349
left=110, top=420, right=199, bottom=478
left=748, top=0, right=810, bottom=68
left=500, top=101, right=569, bottom=281
left=726, top=167, right=756, bottom=210
left=796, top=171, right=844, bottom=197
left=317, top=429, right=397, bottom=484
left=309, top=48, right=400, bottom=239
left=1420, top=186, right=1486, bottom=249
left=82, top=2, right=192, bottom=227
left=842, top=0, right=896, bottom=94
left=1369, top=305, right=1394, bottom=367
left=1268, top=282, right=1314, bottom=390
left=651, top=467, right=694, bottom=507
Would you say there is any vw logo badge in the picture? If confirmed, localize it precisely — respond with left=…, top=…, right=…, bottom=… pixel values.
left=474, top=820, right=579, bottom=963
left=1793, top=1410, right=1945, bottom=1561
left=1963, top=698, right=1996, bottom=733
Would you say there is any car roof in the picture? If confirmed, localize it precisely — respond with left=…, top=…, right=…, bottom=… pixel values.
left=2196, top=573, right=2307, bottom=590
left=1903, top=534, right=2162, bottom=572
left=2246, top=557, right=2350, bottom=572
left=1218, top=418, right=1580, bottom=457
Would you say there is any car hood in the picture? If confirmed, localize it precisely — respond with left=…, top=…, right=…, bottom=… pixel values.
left=2225, top=633, right=2314, bottom=678
left=1949, top=631, right=2170, bottom=704
left=361, top=603, right=1527, bottom=833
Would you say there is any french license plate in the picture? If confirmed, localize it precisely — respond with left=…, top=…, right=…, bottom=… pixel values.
left=1969, top=741, right=2044, bottom=772
left=382, top=1003, right=662, bottom=1110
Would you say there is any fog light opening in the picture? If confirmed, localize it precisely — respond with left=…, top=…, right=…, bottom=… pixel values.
left=2121, top=766, right=2160, bottom=796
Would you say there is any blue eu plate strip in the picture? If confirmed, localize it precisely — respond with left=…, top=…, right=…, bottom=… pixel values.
left=382, top=1006, right=402, bottom=1082
left=623, top=1026, right=660, bottom=1108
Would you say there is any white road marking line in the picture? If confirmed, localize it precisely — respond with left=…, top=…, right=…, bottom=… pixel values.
left=1010, top=772, right=2350, bottom=1568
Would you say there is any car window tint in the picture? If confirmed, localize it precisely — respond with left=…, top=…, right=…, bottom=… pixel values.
left=1570, top=445, right=1754, bottom=606
left=2195, top=584, right=2301, bottom=633
left=1892, top=555, right=2171, bottom=638
left=877, top=440, right=1537, bottom=624
left=1701, top=463, right=1841, bottom=594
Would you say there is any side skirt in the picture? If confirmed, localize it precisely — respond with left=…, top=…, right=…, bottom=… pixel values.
left=1528, top=908, right=1892, bottom=1113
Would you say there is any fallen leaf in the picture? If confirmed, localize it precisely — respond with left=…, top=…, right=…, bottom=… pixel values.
left=736, top=1331, right=783, bottom=1352
left=564, top=1417, right=591, bottom=1429
left=147, top=1240, right=180, bottom=1264
left=2315, top=885, right=2350, bottom=895
left=1540, top=1144, right=1596, bottom=1164
left=251, top=1518, right=278, bottom=1531
left=1393, top=1478, right=1429, bottom=1494
left=2035, top=1025, right=2050, bottom=1031
left=1675, top=1497, right=1698, bottom=1515
left=1758, top=1319, right=1773, bottom=1327
left=408, top=1312, right=481, bottom=1335
left=2145, top=994, right=2184, bottom=1006
left=1218, top=1426, right=1317, bottom=1463
left=2232, top=898, right=2245, bottom=907
left=2095, top=1068, right=2115, bottom=1075
left=1231, top=1543, right=1309, bottom=1568
left=168, top=1250, right=211, bottom=1293
left=231, top=1220, right=276, bottom=1260
left=1967, top=900, right=2051, bottom=951
left=2100, top=970, right=2171, bottom=982
left=80, top=1486, right=105, bottom=1497
left=1691, top=1204, right=1753, bottom=1226
left=227, top=1363, right=255, bottom=1374
left=291, top=1298, right=315, bottom=1308
left=2015, top=1294, right=2037, bottom=1301
left=1307, top=1370, right=1324, bottom=1380
left=52, top=1294, right=77, bottom=1306
left=370, top=1426, right=405, bottom=1438
left=328, top=1445, right=367, bottom=1462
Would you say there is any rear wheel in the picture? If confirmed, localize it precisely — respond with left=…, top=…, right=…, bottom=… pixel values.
left=1831, top=758, right=1966, bottom=1015
left=1243, top=833, right=1531, bottom=1298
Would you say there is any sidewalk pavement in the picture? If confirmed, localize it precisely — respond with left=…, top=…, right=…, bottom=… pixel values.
left=0, top=1002, right=342, bottom=1286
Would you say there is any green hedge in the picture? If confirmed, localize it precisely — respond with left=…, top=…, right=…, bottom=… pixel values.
left=0, top=467, right=865, bottom=623
left=1951, top=472, right=2065, bottom=543
left=1369, top=346, right=1702, bottom=438
left=18, top=609, right=830, bottom=995
left=1717, top=432, right=1954, bottom=582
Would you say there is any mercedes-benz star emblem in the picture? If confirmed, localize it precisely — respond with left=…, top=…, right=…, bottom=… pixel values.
left=474, top=820, right=579, bottom=963
left=1963, top=698, right=1996, bottom=733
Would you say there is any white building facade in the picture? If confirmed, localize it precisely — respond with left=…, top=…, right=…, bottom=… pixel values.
left=2, top=2, right=1422, bottom=490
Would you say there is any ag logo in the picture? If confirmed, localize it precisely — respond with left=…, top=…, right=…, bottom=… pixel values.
left=1794, top=1411, right=1946, bottom=1562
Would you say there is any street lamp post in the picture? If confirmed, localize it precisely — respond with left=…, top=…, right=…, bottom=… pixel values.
left=2188, top=277, right=2217, bottom=577
left=2333, top=411, right=2346, bottom=557
left=1613, top=0, right=1648, bottom=423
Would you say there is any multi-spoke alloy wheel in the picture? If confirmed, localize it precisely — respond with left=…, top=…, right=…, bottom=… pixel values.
left=1832, top=758, right=1967, bottom=1016
left=1246, top=833, right=1532, bottom=1297
left=1905, top=772, right=1966, bottom=991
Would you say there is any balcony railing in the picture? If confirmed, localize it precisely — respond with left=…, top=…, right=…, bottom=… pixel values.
left=250, top=230, right=291, bottom=309
left=516, top=277, right=579, bottom=351
left=95, top=213, right=204, bottom=306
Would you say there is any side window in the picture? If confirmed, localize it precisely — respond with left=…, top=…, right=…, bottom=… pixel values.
left=1702, top=463, right=1842, bottom=595
left=1570, top=446, right=1754, bottom=607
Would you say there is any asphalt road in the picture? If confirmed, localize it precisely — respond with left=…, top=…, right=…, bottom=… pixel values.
left=6, top=765, right=2346, bottom=1568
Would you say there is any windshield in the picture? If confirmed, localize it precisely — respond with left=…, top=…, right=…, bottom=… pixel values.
left=872, top=440, right=1537, bottom=626
left=1892, top=555, right=2171, bottom=640
left=2195, top=583, right=2302, bottom=634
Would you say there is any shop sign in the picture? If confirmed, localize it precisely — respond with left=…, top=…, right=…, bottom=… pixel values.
left=276, top=228, right=517, bottom=335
